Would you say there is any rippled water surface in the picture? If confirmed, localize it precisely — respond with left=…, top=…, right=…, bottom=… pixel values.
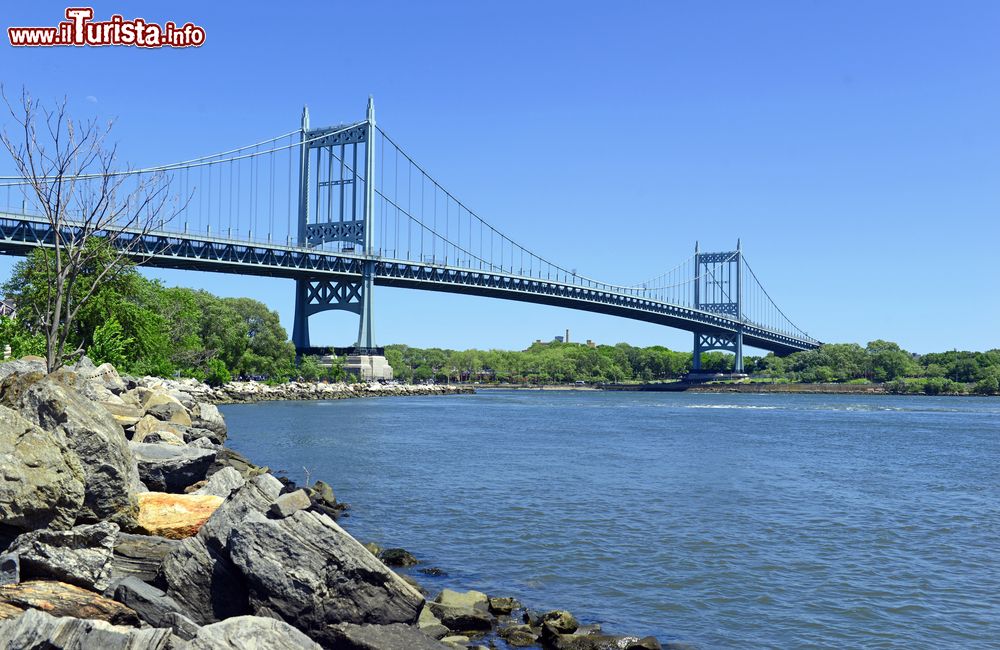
left=221, top=391, right=1000, bottom=648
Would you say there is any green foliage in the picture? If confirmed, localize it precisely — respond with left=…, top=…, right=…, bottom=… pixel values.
left=86, top=318, right=132, bottom=368
left=204, top=358, right=232, bottom=387
left=0, top=316, right=45, bottom=358
left=298, top=355, right=323, bottom=381
left=2, top=246, right=295, bottom=382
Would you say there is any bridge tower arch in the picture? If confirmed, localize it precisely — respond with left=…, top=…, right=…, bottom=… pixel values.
left=291, top=98, right=379, bottom=356
left=691, top=240, right=745, bottom=374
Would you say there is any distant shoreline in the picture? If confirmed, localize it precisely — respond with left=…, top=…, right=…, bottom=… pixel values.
left=474, top=382, right=993, bottom=396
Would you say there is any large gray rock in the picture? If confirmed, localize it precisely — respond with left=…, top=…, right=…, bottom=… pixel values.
left=0, top=405, right=84, bottom=534
left=130, top=442, right=216, bottom=493
left=197, top=474, right=283, bottom=551
left=189, top=615, right=320, bottom=649
left=111, top=576, right=200, bottom=640
left=326, top=622, right=452, bottom=649
left=5, top=522, right=118, bottom=591
left=193, top=466, right=245, bottom=498
left=0, top=608, right=172, bottom=649
left=226, top=509, right=425, bottom=645
left=0, top=358, right=46, bottom=381
left=1, top=370, right=140, bottom=528
left=112, top=533, right=180, bottom=583
left=190, top=402, right=227, bottom=441
left=157, top=535, right=249, bottom=625
left=209, top=447, right=265, bottom=479
left=429, top=588, right=494, bottom=632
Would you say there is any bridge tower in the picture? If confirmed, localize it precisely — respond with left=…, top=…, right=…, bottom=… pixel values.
left=691, top=240, right=744, bottom=374
left=291, top=98, right=385, bottom=374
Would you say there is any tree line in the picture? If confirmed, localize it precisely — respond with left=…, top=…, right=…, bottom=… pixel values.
left=386, top=340, right=1000, bottom=395
left=1, top=246, right=996, bottom=395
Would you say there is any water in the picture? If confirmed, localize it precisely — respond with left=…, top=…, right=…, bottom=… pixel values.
left=220, top=391, right=1000, bottom=649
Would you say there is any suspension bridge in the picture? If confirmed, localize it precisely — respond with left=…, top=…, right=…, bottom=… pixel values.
left=0, top=98, right=820, bottom=373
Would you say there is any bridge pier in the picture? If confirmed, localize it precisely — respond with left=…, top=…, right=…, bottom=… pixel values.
left=691, top=240, right=745, bottom=375
left=692, top=331, right=744, bottom=374
left=291, top=98, right=391, bottom=380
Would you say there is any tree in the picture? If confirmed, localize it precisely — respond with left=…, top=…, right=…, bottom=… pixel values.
left=86, top=318, right=131, bottom=368
left=0, top=88, right=173, bottom=371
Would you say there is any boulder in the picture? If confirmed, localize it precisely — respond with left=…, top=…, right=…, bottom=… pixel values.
left=428, top=604, right=493, bottom=633
left=5, top=522, right=118, bottom=591
left=111, top=576, right=200, bottom=640
left=541, top=609, right=579, bottom=634
left=190, top=615, right=320, bottom=649
left=0, top=602, right=22, bottom=619
left=499, top=623, right=539, bottom=647
left=417, top=606, right=450, bottom=640
left=488, top=595, right=521, bottom=615
left=428, top=588, right=493, bottom=631
left=378, top=547, right=419, bottom=567
left=98, top=402, right=144, bottom=429
left=193, top=466, right=245, bottom=498
left=136, top=492, right=224, bottom=539
left=182, top=426, right=225, bottom=446
left=269, top=489, right=311, bottom=518
left=0, top=358, right=46, bottom=381
left=130, top=442, right=216, bottom=492
left=210, top=447, right=266, bottom=479
left=190, top=402, right=227, bottom=441
left=158, top=536, right=249, bottom=625
left=1, top=554, right=19, bottom=585
left=0, top=608, right=172, bottom=649
left=0, top=405, right=84, bottom=534
left=226, top=509, right=425, bottom=644
left=434, top=588, right=489, bottom=611
left=326, top=622, right=452, bottom=649
left=143, top=393, right=192, bottom=426
left=0, top=580, right=140, bottom=625
left=189, top=436, right=220, bottom=450
left=197, top=474, right=283, bottom=551
left=134, top=415, right=186, bottom=441
left=112, top=533, right=180, bottom=583
left=1, top=371, right=140, bottom=528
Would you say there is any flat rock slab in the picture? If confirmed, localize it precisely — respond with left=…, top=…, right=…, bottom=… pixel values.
left=189, top=615, right=320, bottom=649
left=130, top=442, right=216, bottom=493
left=327, top=622, right=453, bottom=649
left=0, top=607, right=171, bottom=649
left=112, top=533, right=180, bottom=583
left=111, top=576, right=200, bottom=640
left=6, top=522, right=118, bottom=591
left=0, top=580, right=140, bottom=626
left=137, top=492, right=223, bottom=539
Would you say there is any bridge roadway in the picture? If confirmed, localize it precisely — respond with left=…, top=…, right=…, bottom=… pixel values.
left=0, top=212, right=820, bottom=356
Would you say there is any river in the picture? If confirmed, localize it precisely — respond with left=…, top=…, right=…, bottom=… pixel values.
left=220, top=390, right=1000, bottom=649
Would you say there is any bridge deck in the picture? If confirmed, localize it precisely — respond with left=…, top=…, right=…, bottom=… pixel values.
left=0, top=213, right=820, bottom=355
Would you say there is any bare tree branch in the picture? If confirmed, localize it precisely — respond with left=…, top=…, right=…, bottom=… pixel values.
left=1, top=85, right=178, bottom=371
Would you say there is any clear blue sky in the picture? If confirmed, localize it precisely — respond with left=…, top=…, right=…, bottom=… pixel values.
left=2, top=1, right=998, bottom=354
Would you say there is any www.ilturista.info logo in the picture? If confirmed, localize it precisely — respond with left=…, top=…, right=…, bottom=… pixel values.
left=8, top=7, right=205, bottom=48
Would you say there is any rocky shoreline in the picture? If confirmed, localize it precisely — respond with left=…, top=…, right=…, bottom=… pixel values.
left=0, top=356, right=662, bottom=649
left=129, top=376, right=474, bottom=405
